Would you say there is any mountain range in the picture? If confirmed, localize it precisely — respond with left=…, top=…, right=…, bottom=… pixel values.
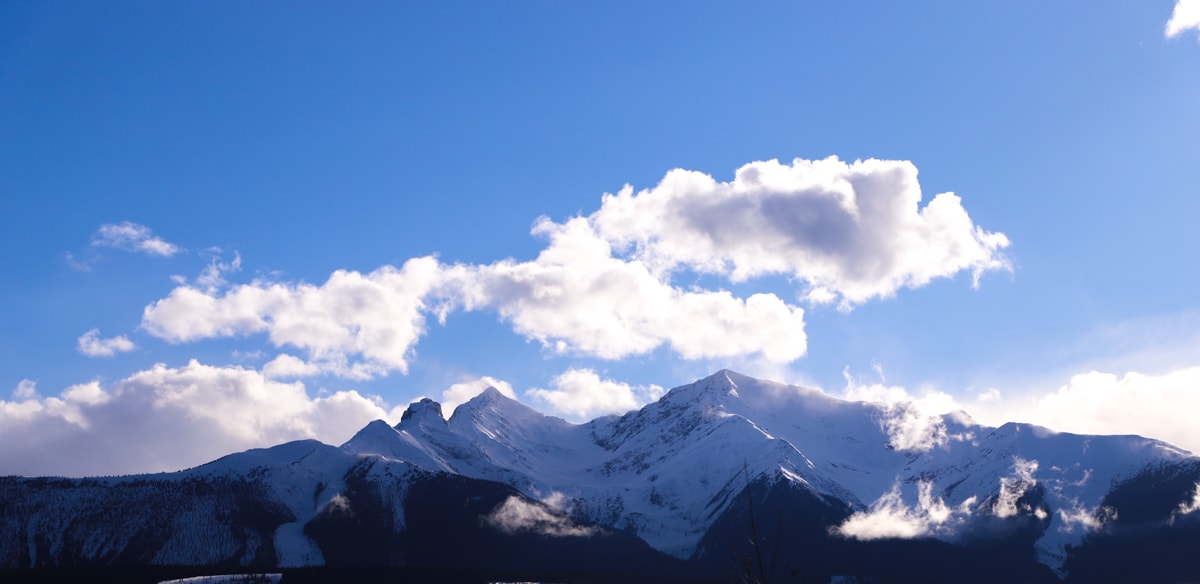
left=3, top=370, right=1200, bottom=583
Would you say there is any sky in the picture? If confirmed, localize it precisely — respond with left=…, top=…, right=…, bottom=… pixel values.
left=1, top=1, right=1199, bottom=476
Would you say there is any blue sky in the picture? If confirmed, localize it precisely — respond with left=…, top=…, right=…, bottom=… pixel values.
left=2, top=1, right=1199, bottom=475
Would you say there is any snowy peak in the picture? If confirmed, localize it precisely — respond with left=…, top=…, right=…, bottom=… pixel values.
left=399, top=397, right=446, bottom=426
left=450, top=386, right=525, bottom=419
left=699, top=368, right=740, bottom=395
left=448, top=386, right=569, bottom=438
left=7, top=369, right=1200, bottom=582
left=341, top=419, right=403, bottom=457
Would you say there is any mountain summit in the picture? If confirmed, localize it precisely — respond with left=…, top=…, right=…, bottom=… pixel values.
left=3, top=370, right=1199, bottom=582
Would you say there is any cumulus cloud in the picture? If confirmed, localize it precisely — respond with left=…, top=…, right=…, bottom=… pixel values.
left=441, top=376, right=517, bottom=416
left=1167, top=0, right=1200, bottom=39
left=76, top=329, right=136, bottom=357
left=262, top=353, right=324, bottom=379
left=834, top=481, right=974, bottom=540
left=134, top=157, right=1002, bottom=377
left=135, top=158, right=1003, bottom=371
left=589, top=157, right=1009, bottom=307
left=484, top=495, right=598, bottom=537
left=0, top=360, right=396, bottom=476
left=91, top=221, right=181, bottom=257
left=443, top=217, right=809, bottom=362
left=142, top=257, right=444, bottom=379
left=525, top=368, right=665, bottom=421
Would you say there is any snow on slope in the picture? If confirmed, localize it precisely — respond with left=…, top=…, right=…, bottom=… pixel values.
left=339, top=369, right=1198, bottom=574
left=4, top=369, right=1195, bottom=577
left=183, top=439, right=358, bottom=567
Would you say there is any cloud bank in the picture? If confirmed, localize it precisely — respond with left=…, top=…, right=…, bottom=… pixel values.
left=0, top=361, right=396, bottom=476
left=137, top=157, right=1005, bottom=380
left=1021, top=366, right=1200, bottom=454
left=11, top=158, right=1013, bottom=476
left=840, top=364, right=1200, bottom=456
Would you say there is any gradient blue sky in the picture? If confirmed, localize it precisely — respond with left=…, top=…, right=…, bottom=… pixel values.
left=3, top=1, right=1199, bottom=475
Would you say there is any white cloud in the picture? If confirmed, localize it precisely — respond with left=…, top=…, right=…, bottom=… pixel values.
left=262, top=353, right=324, bottom=379
left=76, top=329, right=137, bottom=358
left=0, top=360, right=396, bottom=476
left=133, top=157, right=1003, bottom=376
left=13, top=379, right=38, bottom=400
left=993, top=457, right=1040, bottom=519
left=443, top=216, right=809, bottom=363
left=834, top=481, right=974, bottom=540
left=484, top=495, right=598, bottom=537
left=976, top=387, right=1002, bottom=403
left=841, top=369, right=971, bottom=452
left=195, top=250, right=242, bottom=292
left=91, top=221, right=181, bottom=257
left=1167, top=0, right=1200, bottom=39
left=1055, top=503, right=1113, bottom=534
left=829, top=362, right=1200, bottom=461
left=441, top=376, right=517, bottom=416
left=525, top=368, right=665, bottom=421
left=142, top=257, right=444, bottom=379
left=64, top=251, right=92, bottom=272
left=1175, top=483, right=1200, bottom=518
left=1018, top=366, right=1200, bottom=454
left=589, top=157, right=1009, bottom=308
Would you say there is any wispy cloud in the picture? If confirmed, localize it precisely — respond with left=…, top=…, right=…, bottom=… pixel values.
left=992, top=457, right=1042, bottom=519
left=1173, top=483, right=1200, bottom=521
left=91, top=221, right=181, bottom=257
left=195, top=249, right=242, bottom=292
left=833, top=481, right=974, bottom=540
left=841, top=367, right=973, bottom=452
left=484, top=495, right=598, bottom=538
left=12, top=379, right=37, bottom=400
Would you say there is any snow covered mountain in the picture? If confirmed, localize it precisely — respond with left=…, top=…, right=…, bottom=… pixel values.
left=4, top=370, right=1200, bottom=583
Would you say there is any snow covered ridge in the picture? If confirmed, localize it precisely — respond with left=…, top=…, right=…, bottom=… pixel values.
left=4, top=370, right=1200, bottom=583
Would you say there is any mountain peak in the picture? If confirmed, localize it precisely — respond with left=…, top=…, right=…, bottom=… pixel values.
left=476, top=386, right=507, bottom=401
left=399, top=398, right=445, bottom=425
left=341, top=418, right=402, bottom=454
left=698, top=368, right=741, bottom=396
left=449, top=386, right=541, bottom=425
